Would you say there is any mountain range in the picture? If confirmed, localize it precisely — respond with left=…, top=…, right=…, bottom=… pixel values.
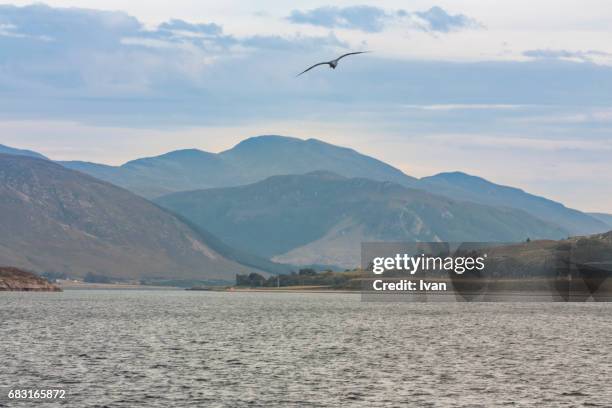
left=60, top=136, right=415, bottom=198
left=0, top=135, right=609, bottom=274
left=156, top=171, right=567, bottom=268
left=0, top=154, right=282, bottom=283
left=58, top=135, right=609, bottom=237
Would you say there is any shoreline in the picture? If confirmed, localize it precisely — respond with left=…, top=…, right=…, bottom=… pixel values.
left=0, top=267, right=62, bottom=292
left=223, top=286, right=361, bottom=294
left=57, top=280, right=181, bottom=290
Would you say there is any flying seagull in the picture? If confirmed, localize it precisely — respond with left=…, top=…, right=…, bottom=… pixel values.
left=297, top=51, right=370, bottom=76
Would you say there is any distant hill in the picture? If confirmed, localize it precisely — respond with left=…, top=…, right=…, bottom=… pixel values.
left=0, top=144, right=48, bottom=160
left=0, top=154, right=282, bottom=282
left=221, top=136, right=414, bottom=186
left=61, top=149, right=243, bottom=198
left=588, top=213, right=612, bottom=228
left=60, top=135, right=417, bottom=198
left=156, top=172, right=567, bottom=268
left=417, top=172, right=609, bottom=236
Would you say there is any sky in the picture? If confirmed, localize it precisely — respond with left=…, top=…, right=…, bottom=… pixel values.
left=0, top=1, right=611, bottom=212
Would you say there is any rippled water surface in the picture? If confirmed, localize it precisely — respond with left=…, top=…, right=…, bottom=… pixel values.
left=1, top=290, right=611, bottom=407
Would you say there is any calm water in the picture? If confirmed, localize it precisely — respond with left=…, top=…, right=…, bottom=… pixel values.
left=1, top=290, right=611, bottom=407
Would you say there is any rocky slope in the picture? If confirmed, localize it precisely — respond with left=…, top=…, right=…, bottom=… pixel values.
left=157, top=172, right=567, bottom=268
left=0, top=154, right=277, bottom=282
left=0, top=266, right=61, bottom=291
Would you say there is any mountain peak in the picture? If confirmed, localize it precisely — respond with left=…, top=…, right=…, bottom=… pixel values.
left=123, top=148, right=216, bottom=168
left=423, top=171, right=526, bottom=193
left=226, top=135, right=303, bottom=152
left=434, top=171, right=473, bottom=178
left=0, top=144, right=48, bottom=160
left=142, top=148, right=212, bottom=160
left=426, top=171, right=489, bottom=183
left=164, top=148, right=209, bottom=155
left=156, top=148, right=217, bottom=160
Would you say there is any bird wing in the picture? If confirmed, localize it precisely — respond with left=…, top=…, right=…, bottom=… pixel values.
left=335, top=51, right=370, bottom=62
left=296, top=62, right=329, bottom=76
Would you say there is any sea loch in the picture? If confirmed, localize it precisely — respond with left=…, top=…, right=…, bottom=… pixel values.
left=1, top=290, right=610, bottom=407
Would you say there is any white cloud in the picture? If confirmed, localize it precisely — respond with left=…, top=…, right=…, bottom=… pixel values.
left=287, top=5, right=480, bottom=33
left=524, top=48, right=612, bottom=65
left=403, top=104, right=528, bottom=111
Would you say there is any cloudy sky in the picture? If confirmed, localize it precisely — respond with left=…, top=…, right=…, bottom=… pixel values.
left=1, top=1, right=611, bottom=212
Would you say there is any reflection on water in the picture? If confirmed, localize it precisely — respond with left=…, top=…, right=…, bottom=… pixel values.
left=1, top=291, right=611, bottom=407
